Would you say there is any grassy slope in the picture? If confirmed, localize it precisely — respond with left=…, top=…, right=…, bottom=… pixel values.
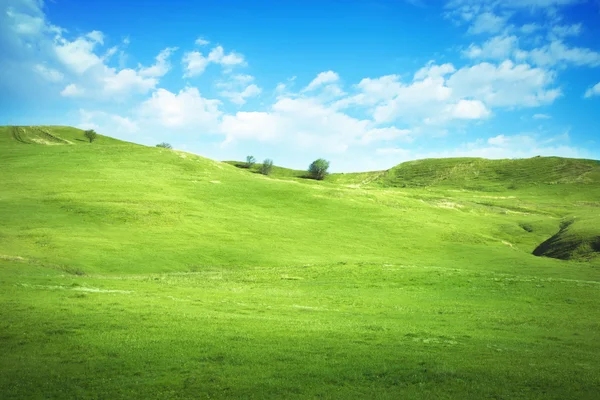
left=1, top=126, right=600, bottom=399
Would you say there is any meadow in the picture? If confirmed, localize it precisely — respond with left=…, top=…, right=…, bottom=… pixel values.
left=1, top=126, right=599, bottom=399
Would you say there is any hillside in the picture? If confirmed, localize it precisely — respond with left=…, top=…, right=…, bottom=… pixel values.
left=1, top=126, right=600, bottom=399
left=1, top=126, right=599, bottom=271
left=376, top=157, right=600, bottom=190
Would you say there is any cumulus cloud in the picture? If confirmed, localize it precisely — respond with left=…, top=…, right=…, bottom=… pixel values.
left=527, top=41, right=600, bottom=67
left=447, top=60, right=560, bottom=108
left=217, top=74, right=262, bottom=105
left=468, top=12, right=507, bottom=34
left=584, top=82, right=600, bottom=98
left=139, top=47, right=178, bottom=78
left=303, top=71, right=340, bottom=92
left=464, top=35, right=519, bottom=60
left=60, top=83, right=84, bottom=97
left=138, top=87, right=222, bottom=129
left=219, top=96, right=412, bottom=151
left=182, top=45, right=246, bottom=77
left=195, top=37, right=210, bottom=46
left=33, top=63, right=63, bottom=82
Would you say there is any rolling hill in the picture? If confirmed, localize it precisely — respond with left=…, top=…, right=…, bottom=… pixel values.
left=1, top=125, right=600, bottom=399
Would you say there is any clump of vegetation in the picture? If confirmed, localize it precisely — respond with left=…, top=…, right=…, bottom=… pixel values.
left=245, top=155, right=256, bottom=169
left=308, top=158, right=330, bottom=180
left=519, top=222, right=534, bottom=232
left=156, top=142, right=173, bottom=149
left=260, top=159, right=273, bottom=175
left=84, top=129, right=97, bottom=143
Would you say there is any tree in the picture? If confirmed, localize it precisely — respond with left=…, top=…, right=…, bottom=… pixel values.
left=245, top=155, right=256, bottom=168
left=308, top=158, right=330, bottom=180
left=156, top=142, right=173, bottom=149
left=84, top=129, right=97, bottom=143
left=260, top=159, right=273, bottom=175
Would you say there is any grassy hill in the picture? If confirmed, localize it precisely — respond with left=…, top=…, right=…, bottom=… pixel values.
left=376, top=157, right=600, bottom=190
left=1, top=126, right=600, bottom=399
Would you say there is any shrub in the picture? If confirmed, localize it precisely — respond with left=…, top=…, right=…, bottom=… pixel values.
left=84, top=129, right=97, bottom=143
left=156, top=142, right=173, bottom=149
left=308, top=158, right=330, bottom=180
left=245, top=155, right=256, bottom=169
left=260, top=159, right=273, bottom=175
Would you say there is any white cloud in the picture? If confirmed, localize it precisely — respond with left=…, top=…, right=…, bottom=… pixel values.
left=138, top=87, right=222, bottom=129
left=584, top=82, right=600, bottom=98
left=222, top=84, right=262, bottom=105
left=103, top=68, right=158, bottom=96
left=447, top=60, right=560, bottom=108
left=182, top=45, right=246, bottom=77
left=521, top=23, right=541, bottom=34
left=182, top=51, right=210, bottom=77
left=464, top=35, right=518, bottom=60
left=219, top=96, right=412, bottom=151
left=5, top=6, right=45, bottom=36
left=372, top=76, right=453, bottom=124
left=216, top=74, right=262, bottom=105
left=468, top=12, right=507, bottom=34
left=54, top=35, right=103, bottom=75
left=33, top=63, right=63, bottom=82
left=550, top=23, right=582, bottom=38
left=527, top=41, right=600, bottom=67
left=139, top=47, right=177, bottom=78
left=449, top=99, right=491, bottom=119
left=60, top=83, right=84, bottom=97
left=414, top=62, right=456, bottom=80
left=533, top=113, right=552, bottom=119
left=195, top=37, right=210, bottom=46
left=85, top=31, right=104, bottom=45
left=303, top=71, right=340, bottom=92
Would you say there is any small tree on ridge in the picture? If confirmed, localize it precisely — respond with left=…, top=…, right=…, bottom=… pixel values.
left=84, top=129, right=97, bottom=143
left=156, top=142, right=173, bottom=149
left=308, top=158, right=330, bottom=180
left=246, top=155, right=256, bottom=169
left=260, top=159, right=273, bottom=175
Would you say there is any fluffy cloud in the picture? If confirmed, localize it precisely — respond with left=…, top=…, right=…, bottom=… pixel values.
left=303, top=71, right=340, bottom=91
left=195, top=37, right=210, bottom=46
left=468, top=12, right=507, bottom=34
left=139, top=47, right=178, bottom=78
left=447, top=60, right=560, bottom=107
left=414, top=62, right=456, bottom=80
left=219, top=96, right=412, bottom=151
left=217, top=74, right=262, bottom=105
left=464, top=35, right=518, bottom=60
left=182, top=45, right=246, bottom=77
left=584, top=82, right=600, bottom=98
left=33, top=63, right=63, bottom=82
left=54, top=33, right=104, bottom=75
left=138, top=87, right=222, bottom=129
left=60, top=83, right=84, bottom=97
left=527, top=41, right=600, bottom=67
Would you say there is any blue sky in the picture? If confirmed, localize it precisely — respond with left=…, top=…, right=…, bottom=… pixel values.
left=1, top=0, right=599, bottom=172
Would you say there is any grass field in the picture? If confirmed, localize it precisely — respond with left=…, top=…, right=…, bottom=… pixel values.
left=1, top=126, right=599, bottom=399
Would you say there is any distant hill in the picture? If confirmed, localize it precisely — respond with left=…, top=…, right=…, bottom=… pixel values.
left=1, top=125, right=599, bottom=268
left=376, top=157, right=600, bottom=191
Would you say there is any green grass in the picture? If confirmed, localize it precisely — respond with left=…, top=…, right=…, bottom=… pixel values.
left=1, top=126, right=600, bottom=399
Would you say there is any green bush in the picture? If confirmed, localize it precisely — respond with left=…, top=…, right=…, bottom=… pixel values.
left=84, top=129, right=97, bottom=143
left=246, top=155, right=256, bottom=169
left=308, top=158, right=330, bottom=180
left=156, top=142, right=173, bottom=149
left=260, top=159, right=273, bottom=175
